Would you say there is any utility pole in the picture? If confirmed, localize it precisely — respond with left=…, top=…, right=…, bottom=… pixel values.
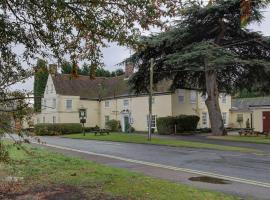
left=148, top=58, right=154, bottom=141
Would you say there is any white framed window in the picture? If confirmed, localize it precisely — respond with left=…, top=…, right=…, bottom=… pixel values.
left=43, top=116, right=45, bottom=123
left=190, top=90, right=197, bottom=104
left=221, top=94, right=226, bottom=103
left=51, top=84, right=53, bottom=93
left=123, top=99, right=129, bottom=107
left=237, top=114, right=244, bottom=123
left=37, top=118, right=40, bottom=124
left=147, top=115, right=157, bottom=128
left=178, top=89, right=185, bottom=103
left=53, top=98, right=56, bottom=109
left=202, top=112, right=208, bottom=126
left=66, top=100, right=72, bottom=109
left=53, top=116, right=56, bottom=123
left=105, top=115, right=110, bottom=124
left=222, top=112, right=227, bottom=125
left=105, top=100, right=110, bottom=107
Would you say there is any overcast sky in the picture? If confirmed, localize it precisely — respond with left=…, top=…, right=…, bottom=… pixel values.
left=13, top=8, right=270, bottom=92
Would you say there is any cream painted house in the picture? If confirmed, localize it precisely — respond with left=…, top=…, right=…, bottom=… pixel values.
left=35, top=67, right=232, bottom=132
left=230, top=97, right=270, bottom=132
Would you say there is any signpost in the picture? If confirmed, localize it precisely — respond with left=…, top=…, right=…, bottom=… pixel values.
left=79, top=108, right=87, bottom=136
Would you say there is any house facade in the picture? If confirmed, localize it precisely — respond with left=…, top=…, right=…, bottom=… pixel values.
left=35, top=67, right=232, bottom=132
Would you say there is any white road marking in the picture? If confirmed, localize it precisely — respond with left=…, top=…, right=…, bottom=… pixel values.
left=32, top=141, right=270, bottom=189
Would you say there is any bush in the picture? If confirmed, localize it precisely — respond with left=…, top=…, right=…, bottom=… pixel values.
left=35, top=123, right=82, bottom=136
left=156, top=116, right=175, bottom=135
left=157, top=115, right=200, bottom=135
left=130, top=127, right=135, bottom=133
left=106, top=120, right=120, bottom=132
left=175, top=115, right=200, bottom=133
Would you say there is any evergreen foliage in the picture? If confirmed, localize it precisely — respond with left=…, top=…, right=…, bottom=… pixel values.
left=157, top=115, right=200, bottom=135
left=61, top=61, right=124, bottom=77
left=35, top=123, right=83, bottom=136
left=127, top=0, right=270, bottom=135
left=33, top=59, right=49, bottom=112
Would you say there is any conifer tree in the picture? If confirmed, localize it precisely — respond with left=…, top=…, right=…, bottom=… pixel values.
left=128, top=0, right=270, bottom=135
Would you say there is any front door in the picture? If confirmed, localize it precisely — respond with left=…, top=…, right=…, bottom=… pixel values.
left=124, top=116, right=130, bottom=133
left=263, top=112, right=270, bottom=132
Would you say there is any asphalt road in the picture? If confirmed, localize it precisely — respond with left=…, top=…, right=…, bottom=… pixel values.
left=7, top=134, right=270, bottom=199
left=26, top=136, right=270, bottom=200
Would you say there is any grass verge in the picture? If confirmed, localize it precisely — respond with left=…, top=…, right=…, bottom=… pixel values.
left=64, top=133, right=258, bottom=153
left=0, top=143, right=240, bottom=200
left=208, top=135, right=270, bottom=144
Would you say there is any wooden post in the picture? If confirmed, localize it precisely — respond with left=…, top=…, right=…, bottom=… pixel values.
left=148, top=58, right=154, bottom=141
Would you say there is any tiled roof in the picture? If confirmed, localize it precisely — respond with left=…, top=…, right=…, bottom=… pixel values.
left=52, top=74, right=172, bottom=100
left=232, top=97, right=270, bottom=111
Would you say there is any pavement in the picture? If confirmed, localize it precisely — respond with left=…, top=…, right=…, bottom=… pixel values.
left=16, top=135, right=268, bottom=200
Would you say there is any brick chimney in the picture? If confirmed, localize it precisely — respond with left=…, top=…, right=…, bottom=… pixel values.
left=49, top=64, right=57, bottom=76
left=125, top=63, right=134, bottom=78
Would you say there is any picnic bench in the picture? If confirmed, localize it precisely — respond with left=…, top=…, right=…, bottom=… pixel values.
left=238, top=128, right=270, bottom=137
left=92, top=128, right=110, bottom=136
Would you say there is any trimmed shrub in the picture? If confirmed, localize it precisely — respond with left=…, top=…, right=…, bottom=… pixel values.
left=156, top=116, right=175, bottom=135
left=175, top=115, right=200, bottom=133
left=106, top=120, right=120, bottom=132
left=35, top=123, right=82, bottom=136
left=157, top=115, right=200, bottom=135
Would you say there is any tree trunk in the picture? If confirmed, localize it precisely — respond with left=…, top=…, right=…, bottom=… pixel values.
left=204, top=62, right=226, bottom=136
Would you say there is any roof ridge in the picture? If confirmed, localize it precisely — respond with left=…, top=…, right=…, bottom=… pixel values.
left=58, top=73, right=125, bottom=80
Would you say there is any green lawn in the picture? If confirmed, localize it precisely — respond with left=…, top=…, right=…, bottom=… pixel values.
left=208, top=135, right=270, bottom=144
left=64, top=133, right=258, bottom=153
left=0, top=143, right=240, bottom=200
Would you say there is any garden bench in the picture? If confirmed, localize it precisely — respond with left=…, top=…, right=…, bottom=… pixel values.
left=238, top=128, right=254, bottom=136
left=93, top=129, right=110, bottom=136
left=239, top=129, right=270, bottom=138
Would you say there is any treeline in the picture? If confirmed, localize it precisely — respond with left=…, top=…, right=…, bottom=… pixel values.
left=61, top=61, right=124, bottom=77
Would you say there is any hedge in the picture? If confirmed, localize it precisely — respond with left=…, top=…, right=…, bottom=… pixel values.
left=35, top=123, right=82, bottom=136
left=157, top=115, right=200, bottom=135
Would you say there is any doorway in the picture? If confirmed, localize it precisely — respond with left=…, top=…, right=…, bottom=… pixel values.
left=124, top=116, right=130, bottom=133
left=263, top=111, right=270, bottom=132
